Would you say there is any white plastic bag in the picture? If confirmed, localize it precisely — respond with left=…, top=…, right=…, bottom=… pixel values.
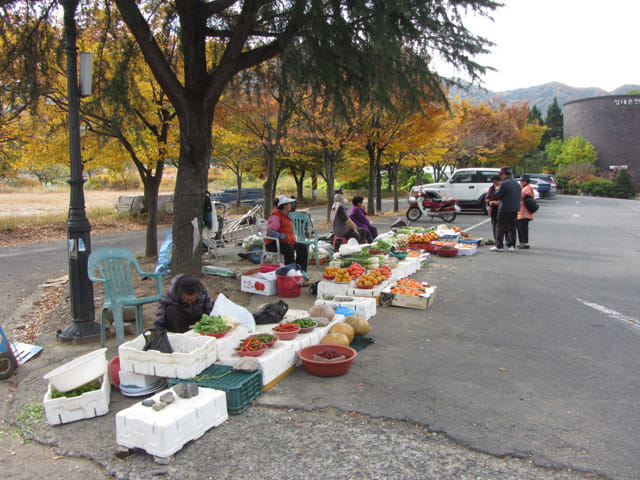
left=339, top=237, right=362, bottom=256
left=211, top=293, right=256, bottom=332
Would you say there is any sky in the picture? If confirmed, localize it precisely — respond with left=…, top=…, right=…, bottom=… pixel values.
left=438, top=0, right=640, bottom=92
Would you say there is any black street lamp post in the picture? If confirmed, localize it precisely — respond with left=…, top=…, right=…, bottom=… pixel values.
left=57, top=0, right=101, bottom=343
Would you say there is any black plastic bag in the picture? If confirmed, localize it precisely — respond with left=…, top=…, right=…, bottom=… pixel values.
left=142, top=327, right=173, bottom=353
left=253, top=300, right=289, bottom=325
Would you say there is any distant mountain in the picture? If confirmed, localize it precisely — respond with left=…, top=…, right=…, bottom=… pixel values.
left=449, top=82, right=640, bottom=114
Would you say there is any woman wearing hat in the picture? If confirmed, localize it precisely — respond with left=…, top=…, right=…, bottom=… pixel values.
left=265, top=195, right=308, bottom=270
left=330, top=191, right=367, bottom=245
left=517, top=174, right=535, bottom=249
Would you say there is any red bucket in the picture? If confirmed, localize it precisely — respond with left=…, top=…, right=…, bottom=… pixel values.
left=276, top=274, right=303, bottom=298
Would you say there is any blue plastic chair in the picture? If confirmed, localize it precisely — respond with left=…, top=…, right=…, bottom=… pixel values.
left=289, top=211, right=320, bottom=266
left=88, top=247, right=164, bottom=346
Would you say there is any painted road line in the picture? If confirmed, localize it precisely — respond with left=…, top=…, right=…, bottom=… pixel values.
left=576, top=298, right=640, bottom=332
left=464, top=218, right=491, bottom=232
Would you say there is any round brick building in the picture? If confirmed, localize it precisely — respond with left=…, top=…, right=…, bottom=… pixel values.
left=563, top=95, right=640, bottom=189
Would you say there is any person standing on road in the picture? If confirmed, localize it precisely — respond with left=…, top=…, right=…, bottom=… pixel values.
left=485, top=175, right=501, bottom=243
left=517, top=174, right=535, bottom=249
left=491, top=167, right=521, bottom=252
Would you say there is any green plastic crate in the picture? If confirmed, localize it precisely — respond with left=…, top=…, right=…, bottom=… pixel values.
left=168, top=364, right=262, bottom=415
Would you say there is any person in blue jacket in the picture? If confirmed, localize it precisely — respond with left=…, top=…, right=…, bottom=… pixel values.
left=154, top=274, right=214, bottom=332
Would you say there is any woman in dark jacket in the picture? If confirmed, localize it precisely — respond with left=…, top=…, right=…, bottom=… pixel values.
left=154, top=274, right=214, bottom=333
left=349, top=196, right=378, bottom=243
left=485, top=175, right=501, bottom=243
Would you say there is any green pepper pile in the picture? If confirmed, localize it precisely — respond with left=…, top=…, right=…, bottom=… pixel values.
left=293, top=318, right=316, bottom=328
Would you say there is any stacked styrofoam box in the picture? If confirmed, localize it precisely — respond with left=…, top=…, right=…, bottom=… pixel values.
left=317, top=280, right=350, bottom=299
left=116, top=386, right=228, bottom=458
left=313, top=297, right=376, bottom=320
left=217, top=335, right=297, bottom=386
left=44, top=369, right=110, bottom=425
left=119, top=332, right=217, bottom=379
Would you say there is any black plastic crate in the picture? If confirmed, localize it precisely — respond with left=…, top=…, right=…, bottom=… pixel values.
left=169, top=364, right=262, bottom=415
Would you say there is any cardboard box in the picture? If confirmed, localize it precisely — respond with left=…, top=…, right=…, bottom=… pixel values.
left=380, top=285, right=437, bottom=310
left=240, top=271, right=278, bottom=296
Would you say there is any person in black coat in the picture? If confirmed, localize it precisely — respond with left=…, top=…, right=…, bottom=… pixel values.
left=153, top=274, right=214, bottom=333
left=492, top=167, right=521, bottom=252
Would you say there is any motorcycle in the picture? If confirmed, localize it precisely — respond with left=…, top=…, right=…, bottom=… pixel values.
left=406, top=190, right=460, bottom=223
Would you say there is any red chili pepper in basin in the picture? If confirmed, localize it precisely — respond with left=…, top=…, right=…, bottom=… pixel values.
left=274, top=323, right=299, bottom=332
left=237, top=338, right=265, bottom=351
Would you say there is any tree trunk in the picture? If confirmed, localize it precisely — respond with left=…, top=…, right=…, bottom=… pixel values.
left=142, top=171, right=162, bottom=258
left=295, top=170, right=305, bottom=201
left=263, top=145, right=277, bottom=217
left=375, top=149, right=383, bottom=213
left=366, top=143, right=376, bottom=216
left=392, top=161, right=399, bottom=213
left=236, top=172, right=243, bottom=206
left=171, top=107, right=213, bottom=276
left=323, top=144, right=336, bottom=221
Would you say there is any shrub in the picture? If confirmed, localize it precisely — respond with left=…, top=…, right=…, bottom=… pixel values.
left=613, top=168, right=636, bottom=199
left=581, top=178, right=614, bottom=197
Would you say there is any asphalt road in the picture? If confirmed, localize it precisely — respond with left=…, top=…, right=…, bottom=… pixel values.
left=265, top=195, right=640, bottom=480
left=2, top=195, right=639, bottom=480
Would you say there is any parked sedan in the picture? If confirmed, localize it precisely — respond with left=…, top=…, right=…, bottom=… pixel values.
left=527, top=174, right=557, bottom=195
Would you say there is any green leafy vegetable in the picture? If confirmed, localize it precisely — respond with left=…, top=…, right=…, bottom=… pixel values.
left=192, top=314, right=229, bottom=334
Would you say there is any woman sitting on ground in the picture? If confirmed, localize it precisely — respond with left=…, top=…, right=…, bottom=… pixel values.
left=264, top=194, right=309, bottom=271
left=330, top=191, right=367, bottom=245
left=154, top=274, right=214, bottom=333
left=349, top=195, right=378, bottom=244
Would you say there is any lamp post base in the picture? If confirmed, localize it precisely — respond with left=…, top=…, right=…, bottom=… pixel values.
left=56, top=321, right=102, bottom=345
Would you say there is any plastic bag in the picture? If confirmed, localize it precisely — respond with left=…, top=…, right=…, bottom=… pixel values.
left=210, top=293, right=256, bottom=332
left=253, top=300, right=289, bottom=325
left=142, top=328, right=173, bottom=354
left=155, top=229, right=172, bottom=276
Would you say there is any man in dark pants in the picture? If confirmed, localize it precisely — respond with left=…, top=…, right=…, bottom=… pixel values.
left=492, top=167, right=521, bottom=252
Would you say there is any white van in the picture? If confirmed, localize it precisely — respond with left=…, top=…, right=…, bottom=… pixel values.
left=411, top=167, right=501, bottom=215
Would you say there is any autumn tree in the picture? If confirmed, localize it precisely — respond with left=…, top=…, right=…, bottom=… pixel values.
left=4, top=0, right=499, bottom=272
left=295, top=92, right=354, bottom=220
left=105, top=0, right=499, bottom=274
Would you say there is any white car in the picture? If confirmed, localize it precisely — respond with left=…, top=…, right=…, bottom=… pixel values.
left=411, top=167, right=501, bottom=215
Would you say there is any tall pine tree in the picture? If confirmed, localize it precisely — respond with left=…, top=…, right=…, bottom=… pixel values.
left=540, top=97, right=563, bottom=149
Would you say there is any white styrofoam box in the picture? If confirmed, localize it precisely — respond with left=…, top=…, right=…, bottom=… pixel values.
left=207, top=326, right=248, bottom=359
left=317, top=280, right=350, bottom=299
left=313, top=297, right=377, bottom=320
left=43, top=348, right=107, bottom=393
left=116, top=386, right=228, bottom=458
left=119, top=333, right=217, bottom=379
left=240, top=272, right=278, bottom=296
left=44, top=369, right=110, bottom=425
left=217, top=339, right=297, bottom=386
left=455, top=244, right=477, bottom=256
left=119, top=371, right=161, bottom=388
left=346, top=279, right=391, bottom=299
